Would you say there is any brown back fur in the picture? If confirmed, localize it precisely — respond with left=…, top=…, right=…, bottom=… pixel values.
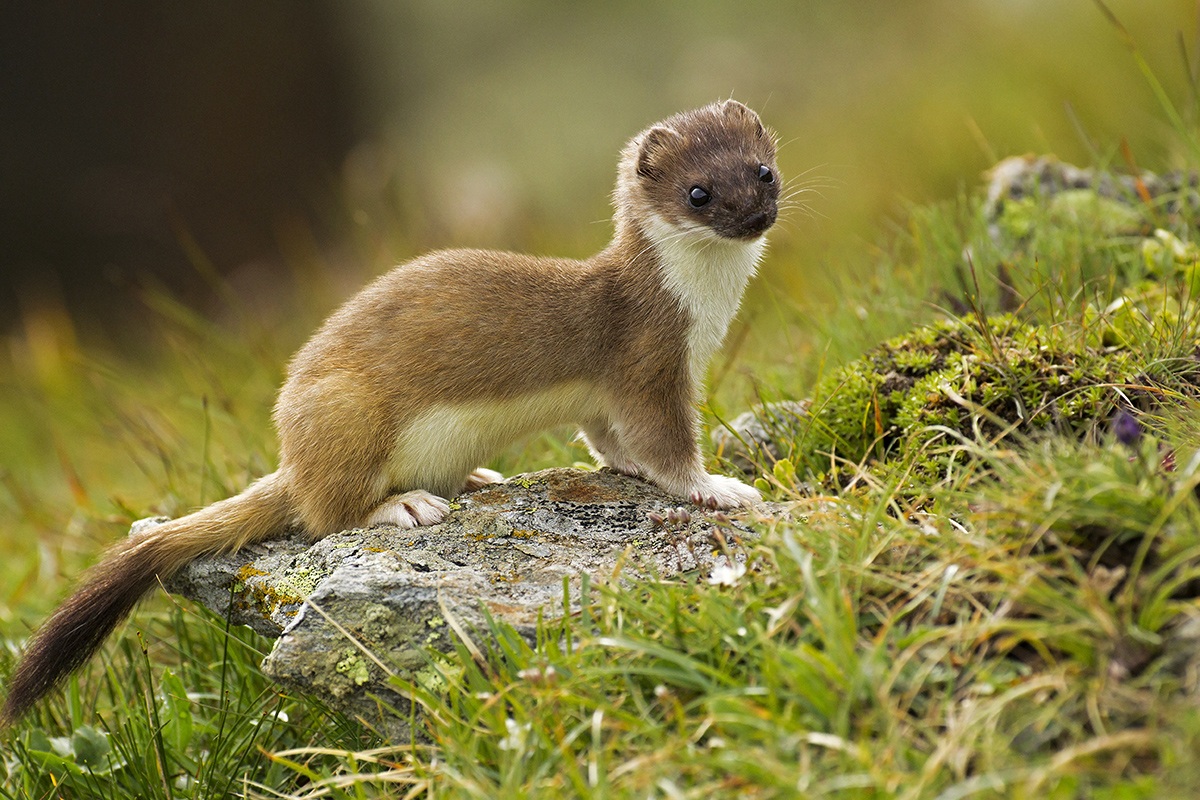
left=274, top=236, right=692, bottom=533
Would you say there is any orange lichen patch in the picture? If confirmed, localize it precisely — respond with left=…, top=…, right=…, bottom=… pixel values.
left=467, top=484, right=519, bottom=506
left=235, top=565, right=268, bottom=583
left=485, top=600, right=530, bottom=616
left=545, top=475, right=623, bottom=504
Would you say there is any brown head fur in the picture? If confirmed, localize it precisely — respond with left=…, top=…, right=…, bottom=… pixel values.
left=616, top=99, right=779, bottom=240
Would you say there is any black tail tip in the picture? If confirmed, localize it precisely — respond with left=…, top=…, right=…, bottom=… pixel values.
left=0, top=697, right=24, bottom=729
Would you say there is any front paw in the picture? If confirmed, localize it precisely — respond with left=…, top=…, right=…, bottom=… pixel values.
left=688, top=474, right=762, bottom=509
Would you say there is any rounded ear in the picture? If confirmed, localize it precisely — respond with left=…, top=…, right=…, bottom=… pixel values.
left=636, top=125, right=682, bottom=180
left=720, top=99, right=765, bottom=139
left=720, top=99, right=753, bottom=116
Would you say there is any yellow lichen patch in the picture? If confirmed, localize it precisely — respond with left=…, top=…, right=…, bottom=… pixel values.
left=249, top=583, right=304, bottom=612
left=509, top=529, right=539, bottom=539
left=233, top=565, right=306, bottom=614
left=234, top=565, right=268, bottom=590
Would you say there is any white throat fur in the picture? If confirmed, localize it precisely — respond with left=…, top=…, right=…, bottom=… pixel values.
left=644, top=212, right=767, bottom=381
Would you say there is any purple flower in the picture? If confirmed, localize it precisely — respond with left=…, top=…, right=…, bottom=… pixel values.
left=1113, top=409, right=1141, bottom=447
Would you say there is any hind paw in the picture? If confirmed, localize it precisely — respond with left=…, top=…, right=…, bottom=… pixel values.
left=366, top=490, right=450, bottom=529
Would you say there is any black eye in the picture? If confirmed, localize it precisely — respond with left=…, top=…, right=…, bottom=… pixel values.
left=757, top=165, right=774, bottom=184
left=688, top=186, right=711, bottom=208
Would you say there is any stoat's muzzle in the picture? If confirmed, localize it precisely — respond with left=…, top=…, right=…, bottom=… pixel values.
left=722, top=206, right=777, bottom=240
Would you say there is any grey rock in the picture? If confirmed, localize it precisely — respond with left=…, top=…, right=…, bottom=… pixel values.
left=164, top=467, right=781, bottom=736
left=712, top=400, right=810, bottom=474
left=983, top=154, right=1199, bottom=225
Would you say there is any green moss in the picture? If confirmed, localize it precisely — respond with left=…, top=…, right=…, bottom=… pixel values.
left=784, top=313, right=1193, bottom=484
left=1044, top=189, right=1144, bottom=236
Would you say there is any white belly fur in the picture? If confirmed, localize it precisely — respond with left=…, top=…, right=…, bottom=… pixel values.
left=384, top=380, right=602, bottom=497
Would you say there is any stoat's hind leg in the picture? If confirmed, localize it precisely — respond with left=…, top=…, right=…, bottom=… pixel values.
left=367, top=490, right=450, bottom=528
left=463, top=468, right=505, bottom=491
left=579, top=422, right=642, bottom=477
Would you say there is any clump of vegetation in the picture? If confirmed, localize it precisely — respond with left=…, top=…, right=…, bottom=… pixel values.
left=781, top=307, right=1197, bottom=484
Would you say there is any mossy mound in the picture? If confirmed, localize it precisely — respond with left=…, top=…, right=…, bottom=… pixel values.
left=722, top=313, right=1199, bottom=485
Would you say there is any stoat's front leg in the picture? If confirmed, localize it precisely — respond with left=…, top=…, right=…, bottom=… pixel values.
left=603, top=385, right=760, bottom=510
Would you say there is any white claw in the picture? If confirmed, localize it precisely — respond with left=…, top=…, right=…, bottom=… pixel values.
left=687, top=474, right=761, bottom=510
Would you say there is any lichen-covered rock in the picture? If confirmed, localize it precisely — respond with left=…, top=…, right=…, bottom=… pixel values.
left=165, top=467, right=779, bottom=736
left=984, top=155, right=1199, bottom=242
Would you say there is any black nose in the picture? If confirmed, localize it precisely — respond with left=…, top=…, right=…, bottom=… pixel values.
left=739, top=208, right=776, bottom=237
left=743, top=211, right=768, bottom=230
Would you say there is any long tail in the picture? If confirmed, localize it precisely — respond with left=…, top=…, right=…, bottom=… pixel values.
left=1, top=470, right=293, bottom=725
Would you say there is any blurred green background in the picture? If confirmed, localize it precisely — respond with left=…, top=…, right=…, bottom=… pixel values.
left=1, top=1, right=1197, bottom=616
left=3, top=1, right=1195, bottom=340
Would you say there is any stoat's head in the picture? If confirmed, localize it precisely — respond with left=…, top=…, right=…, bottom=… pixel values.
left=616, top=100, right=779, bottom=243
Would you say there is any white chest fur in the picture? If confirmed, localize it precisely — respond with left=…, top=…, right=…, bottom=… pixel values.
left=644, top=213, right=767, bottom=381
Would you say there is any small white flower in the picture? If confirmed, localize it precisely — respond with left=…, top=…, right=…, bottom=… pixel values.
left=764, top=605, right=787, bottom=628
left=497, top=717, right=531, bottom=752
left=707, top=561, right=746, bottom=586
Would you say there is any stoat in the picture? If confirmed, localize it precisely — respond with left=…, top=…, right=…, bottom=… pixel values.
left=2, top=99, right=780, bottom=723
